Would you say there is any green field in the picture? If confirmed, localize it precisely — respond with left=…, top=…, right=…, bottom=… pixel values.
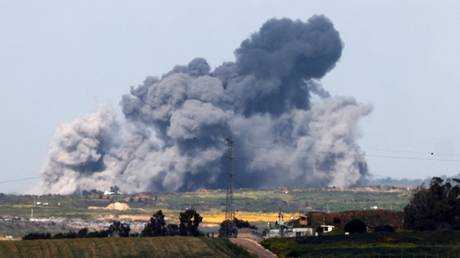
left=262, top=231, right=460, bottom=258
left=0, top=188, right=413, bottom=238
left=0, top=188, right=412, bottom=218
left=0, top=237, right=252, bottom=258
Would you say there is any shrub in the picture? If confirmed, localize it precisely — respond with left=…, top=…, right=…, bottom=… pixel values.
left=344, top=219, right=367, bottom=234
left=53, top=232, right=78, bottom=239
left=86, top=230, right=109, bottom=238
left=333, top=217, right=341, bottom=225
left=108, top=221, right=130, bottom=237
left=219, top=220, right=238, bottom=238
left=374, top=224, right=395, bottom=233
left=23, top=232, right=51, bottom=240
left=166, top=224, right=180, bottom=236
left=233, top=217, right=257, bottom=229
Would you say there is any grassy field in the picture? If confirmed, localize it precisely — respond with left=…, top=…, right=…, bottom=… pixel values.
left=0, top=237, right=253, bottom=258
left=262, top=231, right=460, bottom=258
left=0, top=188, right=413, bottom=237
left=0, top=188, right=412, bottom=218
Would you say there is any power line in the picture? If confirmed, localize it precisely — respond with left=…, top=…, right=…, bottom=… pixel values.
left=0, top=176, right=40, bottom=185
left=240, top=142, right=457, bottom=157
left=1, top=145, right=458, bottom=185
left=235, top=155, right=460, bottom=162
left=365, top=147, right=459, bottom=159
left=365, top=147, right=435, bottom=155
left=366, top=154, right=460, bottom=162
left=236, top=141, right=460, bottom=162
left=233, top=152, right=460, bottom=163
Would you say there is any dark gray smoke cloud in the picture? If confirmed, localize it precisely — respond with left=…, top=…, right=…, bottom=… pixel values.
left=39, top=15, right=371, bottom=194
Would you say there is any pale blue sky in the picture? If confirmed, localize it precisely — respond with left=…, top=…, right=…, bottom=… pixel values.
left=1, top=1, right=459, bottom=192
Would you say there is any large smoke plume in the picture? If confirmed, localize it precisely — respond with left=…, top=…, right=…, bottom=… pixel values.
left=39, top=15, right=371, bottom=194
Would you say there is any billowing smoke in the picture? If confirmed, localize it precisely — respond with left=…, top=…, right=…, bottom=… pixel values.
left=39, top=15, right=371, bottom=194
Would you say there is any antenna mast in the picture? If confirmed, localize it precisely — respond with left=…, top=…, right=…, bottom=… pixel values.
left=225, top=137, right=234, bottom=221
left=219, top=137, right=238, bottom=238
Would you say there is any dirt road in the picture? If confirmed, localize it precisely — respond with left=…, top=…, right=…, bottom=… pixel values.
left=230, top=238, right=277, bottom=258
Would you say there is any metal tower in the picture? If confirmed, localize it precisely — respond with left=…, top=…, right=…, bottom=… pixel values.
left=224, top=137, right=234, bottom=221
left=219, top=137, right=238, bottom=238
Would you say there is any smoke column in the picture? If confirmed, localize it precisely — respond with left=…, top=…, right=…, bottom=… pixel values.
left=39, top=15, right=371, bottom=194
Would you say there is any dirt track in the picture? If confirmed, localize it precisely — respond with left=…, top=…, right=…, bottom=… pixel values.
left=230, top=238, right=277, bottom=258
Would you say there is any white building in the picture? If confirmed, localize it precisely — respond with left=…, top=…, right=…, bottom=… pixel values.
left=265, top=210, right=315, bottom=238
left=266, top=226, right=314, bottom=238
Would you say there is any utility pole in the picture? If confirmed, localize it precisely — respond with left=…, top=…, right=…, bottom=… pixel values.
left=278, top=208, right=285, bottom=237
left=219, top=137, right=237, bottom=238
left=225, top=137, right=234, bottom=222
left=30, top=196, right=35, bottom=219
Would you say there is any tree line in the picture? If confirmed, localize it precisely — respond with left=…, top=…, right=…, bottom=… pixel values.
left=23, top=209, right=202, bottom=240
left=324, top=176, right=460, bottom=234
left=404, top=177, right=460, bottom=231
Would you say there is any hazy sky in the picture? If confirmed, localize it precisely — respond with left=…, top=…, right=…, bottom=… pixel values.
left=1, top=1, right=459, bottom=193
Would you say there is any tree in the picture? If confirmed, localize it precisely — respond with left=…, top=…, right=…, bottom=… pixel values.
left=404, top=177, right=460, bottom=230
left=344, top=219, right=367, bottom=234
left=108, top=221, right=130, bottom=237
left=219, top=220, right=238, bottom=238
left=179, top=209, right=203, bottom=236
left=141, top=210, right=167, bottom=237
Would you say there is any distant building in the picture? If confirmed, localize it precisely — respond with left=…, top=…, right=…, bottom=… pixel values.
left=266, top=227, right=313, bottom=238
left=103, top=190, right=115, bottom=196
left=104, top=186, right=121, bottom=196
left=265, top=210, right=314, bottom=239
left=318, top=225, right=335, bottom=234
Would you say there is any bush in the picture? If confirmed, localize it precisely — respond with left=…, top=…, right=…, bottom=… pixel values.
left=53, top=232, right=78, bottom=239
left=86, top=230, right=109, bottom=238
left=374, top=224, right=395, bottom=233
left=108, top=221, right=130, bottom=237
left=219, top=220, right=238, bottom=238
left=166, top=224, right=180, bottom=236
left=333, top=217, right=342, bottom=225
left=23, top=232, right=51, bottom=240
left=344, top=219, right=367, bottom=234
left=233, top=217, right=257, bottom=229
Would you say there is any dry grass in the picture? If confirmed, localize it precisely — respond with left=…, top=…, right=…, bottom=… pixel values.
left=95, top=210, right=300, bottom=225
left=201, top=211, right=301, bottom=224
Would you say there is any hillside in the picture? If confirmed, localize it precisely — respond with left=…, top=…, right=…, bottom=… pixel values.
left=0, top=237, right=252, bottom=258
